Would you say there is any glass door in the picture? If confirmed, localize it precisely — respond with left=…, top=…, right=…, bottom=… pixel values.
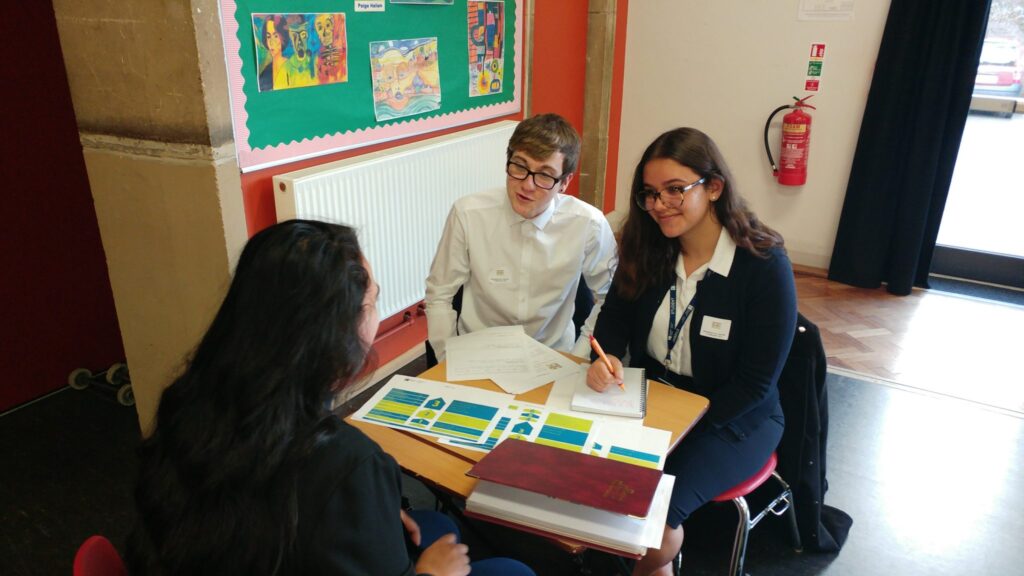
left=933, top=0, right=1024, bottom=289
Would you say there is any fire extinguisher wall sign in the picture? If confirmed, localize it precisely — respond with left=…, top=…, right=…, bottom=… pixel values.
left=764, top=95, right=815, bottom=186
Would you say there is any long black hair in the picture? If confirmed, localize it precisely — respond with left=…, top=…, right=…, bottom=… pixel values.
left=127, top=220, right=372, bottom=575
left=617, top=127, right=784, bottom=299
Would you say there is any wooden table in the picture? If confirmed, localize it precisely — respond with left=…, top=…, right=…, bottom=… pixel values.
left=348, top=358, right=710, bottom=500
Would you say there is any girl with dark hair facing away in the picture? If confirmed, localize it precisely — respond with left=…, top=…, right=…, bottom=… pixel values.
left=127, top=220, right=534, bottom=576
left=587, top=129, right=797, bottom=575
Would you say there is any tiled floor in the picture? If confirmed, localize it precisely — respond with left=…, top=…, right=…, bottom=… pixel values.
left=4, top=363, right=1023, bottom=575
left=796, top=274, right=1024, bottom=415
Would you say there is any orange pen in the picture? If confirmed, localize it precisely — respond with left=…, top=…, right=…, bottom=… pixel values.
left=589, top=335, right=625, bottom=391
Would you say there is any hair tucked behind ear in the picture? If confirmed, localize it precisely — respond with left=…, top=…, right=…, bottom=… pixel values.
left=615, top=128, right=784, bottom=300
left=127, top=220, right=373, bottom=576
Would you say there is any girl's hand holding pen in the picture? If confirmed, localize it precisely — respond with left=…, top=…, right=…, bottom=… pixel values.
left=588, top=335, right=624, bottom=392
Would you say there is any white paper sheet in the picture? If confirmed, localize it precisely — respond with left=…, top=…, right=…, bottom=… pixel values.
left=490, top=338, right=582, bottom=394
left=445, top=326, right=534, bottom=381
left=589, top=421, right=671, bottom=470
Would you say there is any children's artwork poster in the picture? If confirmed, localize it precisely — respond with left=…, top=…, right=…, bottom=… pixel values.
left=369, top=38, right=442, bottom=121
left=467, top=1, right=504, bottom=97
left=220, top=0, right=522, bottom=171
left=251, top=13, right=348, bottom=92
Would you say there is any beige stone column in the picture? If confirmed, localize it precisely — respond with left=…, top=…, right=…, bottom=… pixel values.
left=52, top=0, right=247, bottom=434
left=578, top=0, right=618, bottom=211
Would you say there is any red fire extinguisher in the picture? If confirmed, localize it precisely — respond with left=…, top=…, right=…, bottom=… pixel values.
left=764, top=95, right=816, bottom=186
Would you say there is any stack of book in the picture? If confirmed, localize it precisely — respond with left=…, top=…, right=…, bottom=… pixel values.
left=464, top=438, right=675, bottom=557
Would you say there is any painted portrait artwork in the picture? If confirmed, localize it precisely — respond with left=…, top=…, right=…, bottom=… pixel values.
left=369, top=38, right=442, bottom=121
left=467, top=1, right=504, bottom=97
left=252, top=13, right=348, bottom=92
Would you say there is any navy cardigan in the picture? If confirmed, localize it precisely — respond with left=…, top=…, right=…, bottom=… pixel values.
left=593, top=246, right=797, bottom=437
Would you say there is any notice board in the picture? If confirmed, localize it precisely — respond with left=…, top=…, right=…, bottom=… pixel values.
left=219, top=0, right=522, bottom=171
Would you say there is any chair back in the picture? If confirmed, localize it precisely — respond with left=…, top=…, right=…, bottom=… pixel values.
left=73, top=535, right=127, bottom=576
left=571, top=276, right=595, bottom=340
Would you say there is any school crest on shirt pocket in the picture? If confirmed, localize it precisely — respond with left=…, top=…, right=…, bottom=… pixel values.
left=487, top=267, right=512, bottom=284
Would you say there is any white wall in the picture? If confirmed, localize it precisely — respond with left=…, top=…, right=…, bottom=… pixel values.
left=616, top=1, right=891, bottom=269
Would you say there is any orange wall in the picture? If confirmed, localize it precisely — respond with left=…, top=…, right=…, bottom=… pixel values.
left=529, top=0, right=588, bottom=197
left=605, top=0, right=629, bottom=213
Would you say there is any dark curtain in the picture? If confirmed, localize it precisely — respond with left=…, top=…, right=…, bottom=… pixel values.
left=828, top=0, right=991, bottom=295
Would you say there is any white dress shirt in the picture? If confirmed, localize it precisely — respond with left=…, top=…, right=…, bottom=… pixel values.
left=648, top=227, right=736, bottom=376
left=426, top=187, right=617, bottom=360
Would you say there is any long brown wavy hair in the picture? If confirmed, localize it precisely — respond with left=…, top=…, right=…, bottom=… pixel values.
left=616, top=127, right=784, bottom=300
left=127, top=220, right=375, bottom=575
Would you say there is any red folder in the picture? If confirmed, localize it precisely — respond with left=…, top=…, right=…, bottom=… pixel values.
left=466, top=438, right=662, bottom=518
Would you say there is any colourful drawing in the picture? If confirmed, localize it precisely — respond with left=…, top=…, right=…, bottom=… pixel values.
left=252, top=13, right=348, bottom=92
left=431, top=400, right=500, bottom=441
left=447, top=414, right=511, bottom=451
left=365, top=387, right=430, bottom=426
left=607, top=446, right=663, bottom=469
left=467, top=1, right=504, bottom=97
left=355, top=377, right=508, bottom=444
left=532, top=412, right=594, bottom=452
left=592, top=422, right=671, bottom=470
left=370, top=38, right=442, bottom=121
left=358, top=377, right=666, bottom=466
left=362, top=388, right=499, bottom=442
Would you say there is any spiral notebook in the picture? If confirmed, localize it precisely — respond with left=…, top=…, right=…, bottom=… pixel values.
left=570, top=367, right=647, bottom=418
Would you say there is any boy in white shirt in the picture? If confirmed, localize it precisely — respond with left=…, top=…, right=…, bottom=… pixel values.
left=425, top=113, right=617, bottom=360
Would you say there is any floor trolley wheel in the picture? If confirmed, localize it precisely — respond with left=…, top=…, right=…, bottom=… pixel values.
left=115, top=384, right=135, bottom=407
left=68, top=368, right=92, bottom=390
left=105, top=363, right=129, bottom=385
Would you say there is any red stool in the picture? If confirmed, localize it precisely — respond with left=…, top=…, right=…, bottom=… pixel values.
left=73, top=535, right=127, bottom=576
left=709, top=452, right=802, bottom=576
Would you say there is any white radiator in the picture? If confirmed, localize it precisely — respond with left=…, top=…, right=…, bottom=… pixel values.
left=273, top=120, right=517, bottom=321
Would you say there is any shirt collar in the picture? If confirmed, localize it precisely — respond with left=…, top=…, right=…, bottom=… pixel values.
left=675, top=226, right=737, bottom=279
left=505, top=192, right=559, bottom=230
left=708, top=226, right=736, bottom=277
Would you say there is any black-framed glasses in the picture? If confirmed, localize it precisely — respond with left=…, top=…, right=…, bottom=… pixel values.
left=506, top=160, right=564, bottom=190
left=636, top=177, right=706, bottom=211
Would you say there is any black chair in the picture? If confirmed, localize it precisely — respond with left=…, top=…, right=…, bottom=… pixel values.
left=424, top=276, right=594, bottom=367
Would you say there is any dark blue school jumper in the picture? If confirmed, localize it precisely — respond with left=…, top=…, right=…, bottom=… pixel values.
left=593, top=246, right=796, bottom=528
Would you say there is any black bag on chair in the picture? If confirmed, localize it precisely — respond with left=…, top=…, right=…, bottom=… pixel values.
left=775, top=313, right=853, bottom=552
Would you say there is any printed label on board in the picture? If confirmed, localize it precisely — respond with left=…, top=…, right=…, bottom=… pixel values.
left=355, top=1, right=385, bottom=11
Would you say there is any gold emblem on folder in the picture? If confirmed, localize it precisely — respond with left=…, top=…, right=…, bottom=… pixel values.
left=603, top=480, right=635, bottom=502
